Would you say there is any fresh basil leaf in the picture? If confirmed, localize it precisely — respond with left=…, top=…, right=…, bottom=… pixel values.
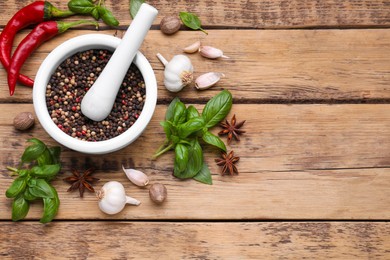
left=130, top=0, right=145, bottom=19
left=48, top=146, right=61, bottom=164
left=37, top=148, right=52, bottom=166
left=5, top=177, right=27, bottom=198
left=202, top=90, right=232, bottom=128
left=165, top=97, right=180, bottom=121
left=174, top=143, right=189, bottom=173
left=29, top=179, right=55, bottom=198
left=68, top=0, right=96, bottom=14
left=179, top=12, right=207, bottom=35
left=91, top=7, right=100, bottom=20
left=18, top=169, right=29, bottom=177
left=193, top=162, right=212, bottom=185
left=177, top=117, right=205, bottom=139
left=28, top=178, right=37, bottom=188
left=160, top=121, right=173, bottom=140
left=172, top=101, right=187, bottom=125
left=24, top=188, right=37, bottom=201
left=31, top=164, right=61, bottom=179
left=40, top=187, right=60, bottom=223
left=187, top=105, right=200, bottom=120
left=202, top=131, right=226, bottom=151
left=174, top=139, right=203, bottom=179
left=12, top=196, right=29, bottom=221
left=21, top=140, right=47, bottom=164
left=98, top=6, right=120, bottom=26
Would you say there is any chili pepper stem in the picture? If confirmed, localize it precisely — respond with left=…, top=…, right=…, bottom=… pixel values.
left=57, top=20, right=99, bottom=34
left=45, top=2, right=74, bottom=19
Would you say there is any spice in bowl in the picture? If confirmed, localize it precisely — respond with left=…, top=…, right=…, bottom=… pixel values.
left=45, top=49, right=146, bottom=141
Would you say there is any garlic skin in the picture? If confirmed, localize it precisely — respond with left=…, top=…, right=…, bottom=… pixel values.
left=183, top=41, right=201, bottom=53
left=122, top=165, right=149, bottom=187
left=199, top=46, right=229, bottom=59
left=195, top=72, right=225, bottom=90
left=156, top=53, right=194, bottom=92
left=97, top=181, right=140, bottom=215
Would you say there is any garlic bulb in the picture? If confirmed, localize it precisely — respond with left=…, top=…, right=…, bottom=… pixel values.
left=122, top=165, right=149, bottom=187
left=97, top=181, right=140, bottom=215
left=195, top=72, right=225, bottom=90
left=156, top=53, right=194, bottom=92
left=199, top=46, right=229, bottom=59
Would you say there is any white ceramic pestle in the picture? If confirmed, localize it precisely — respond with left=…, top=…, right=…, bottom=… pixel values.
left=81, top=3, right=158, bottom=121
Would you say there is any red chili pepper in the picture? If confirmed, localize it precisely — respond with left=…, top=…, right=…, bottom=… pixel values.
left=8, top=20, right=98, bottom=96
left=0, top=1, right=73, bottom=91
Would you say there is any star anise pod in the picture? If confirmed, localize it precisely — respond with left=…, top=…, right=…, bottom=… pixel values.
left=63, top=168, right=99, bottom=197
left=215, top=150, right=240, bottom=175
left=218, top=114, right=246, bottom=144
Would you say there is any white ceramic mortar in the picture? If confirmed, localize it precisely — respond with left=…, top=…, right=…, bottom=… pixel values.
left=33, top=34, right=157, bottom=154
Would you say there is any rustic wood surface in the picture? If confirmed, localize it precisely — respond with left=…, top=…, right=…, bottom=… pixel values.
left=1, top=0, right=389, bottom=259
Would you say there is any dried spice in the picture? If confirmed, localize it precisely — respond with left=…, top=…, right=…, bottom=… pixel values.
left=63, top=168, right=99, bottom=197
left=218, top=114, right=246, bottom=144
left=215, top=150, right=240, bottom=175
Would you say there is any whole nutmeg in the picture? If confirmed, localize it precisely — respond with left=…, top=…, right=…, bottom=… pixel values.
left=149, top=183, right=167, bottom=204
left=160, top=16, right=181, bottom=35
left=14, top=112, right=35, bottom=130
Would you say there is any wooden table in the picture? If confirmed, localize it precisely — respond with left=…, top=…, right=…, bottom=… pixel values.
left=1, top=1, right=390, bottom=258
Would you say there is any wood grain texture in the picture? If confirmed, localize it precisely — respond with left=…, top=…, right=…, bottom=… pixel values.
left=0, top=29, right=389, bottom=102
left=0, top=222, right=389, bottom=259
left=1, top=0, right=390, bottom=29
left=1, top=104, right=389, bottom=220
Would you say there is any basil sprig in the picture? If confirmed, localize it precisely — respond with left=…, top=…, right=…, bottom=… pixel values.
left=68, top=0, right=119, bottom=26
left=154, top=90, right=232, bottom=184
left=5, top=138, right=61, bottom=223
left=179, top=12, right=208, bottom=35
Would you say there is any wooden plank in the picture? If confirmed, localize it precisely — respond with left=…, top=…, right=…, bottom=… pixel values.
left=1, top=0, right=390, bottom=29
left=0, top=29, right=389, bottom=102
left=1, top=104, right=389, bottom=220
left=0, top=222, right=389, bottom=259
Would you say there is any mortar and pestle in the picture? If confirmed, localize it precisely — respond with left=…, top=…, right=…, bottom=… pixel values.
left=33, top=4, right=158, bottom=154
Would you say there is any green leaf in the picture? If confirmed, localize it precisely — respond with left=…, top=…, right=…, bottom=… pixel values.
left=97, top=6, right=119, bottom=26
left=187, top=105, right=200, bottom=120
left=165, top=97, right=180, bottom=121
left=179, top=12, right=207, bottom=35
left=21, top=139, right=47, bottom=164
left=130, top=0, right=145, bottom=19
left=202, top=90, right=233, bottom=128
left=202, top=131, right=226, bottom=151
left=91, top=7, right=100, bottom=20
left=174, top=143, right=189, bottom=173
left=172, top=101, right=187, bottom=125
left=160, top=121, right=173, bottom=140
left=48, top=146, right=61, bottom=164
left=174, top=139, right=203, bottom=179
left=12, top=196, right=29, bottom=221
left=29, top=179, right=55, bottom=199
left=177, top=117, right=205, bottom=139
left=40, top=186, right=60, bottom=223
left=30, top=164, right=61, bottom=179
left=5, top=177, right=27, bottom=198
left=193, top=162, right=212, bottom=185
left=37, top=148, right=52, bottom=166
left=68, top=0, right=95, bottom=14
left=24, top=188, right=37, bottom=201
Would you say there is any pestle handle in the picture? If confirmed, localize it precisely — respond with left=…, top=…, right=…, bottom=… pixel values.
left=81, top=4, right=158, bottom=121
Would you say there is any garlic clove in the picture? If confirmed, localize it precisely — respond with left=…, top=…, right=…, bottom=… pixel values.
left=199, top=46, right=229, bottom=59
left=122, top=165, right=149, bottom=187
left=183, top=41, right=201, bottom=53
left=195, top=72, right=225, bottom=90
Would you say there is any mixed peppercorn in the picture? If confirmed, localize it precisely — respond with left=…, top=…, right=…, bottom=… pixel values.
left=46, top=49, right=146, bottom=141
